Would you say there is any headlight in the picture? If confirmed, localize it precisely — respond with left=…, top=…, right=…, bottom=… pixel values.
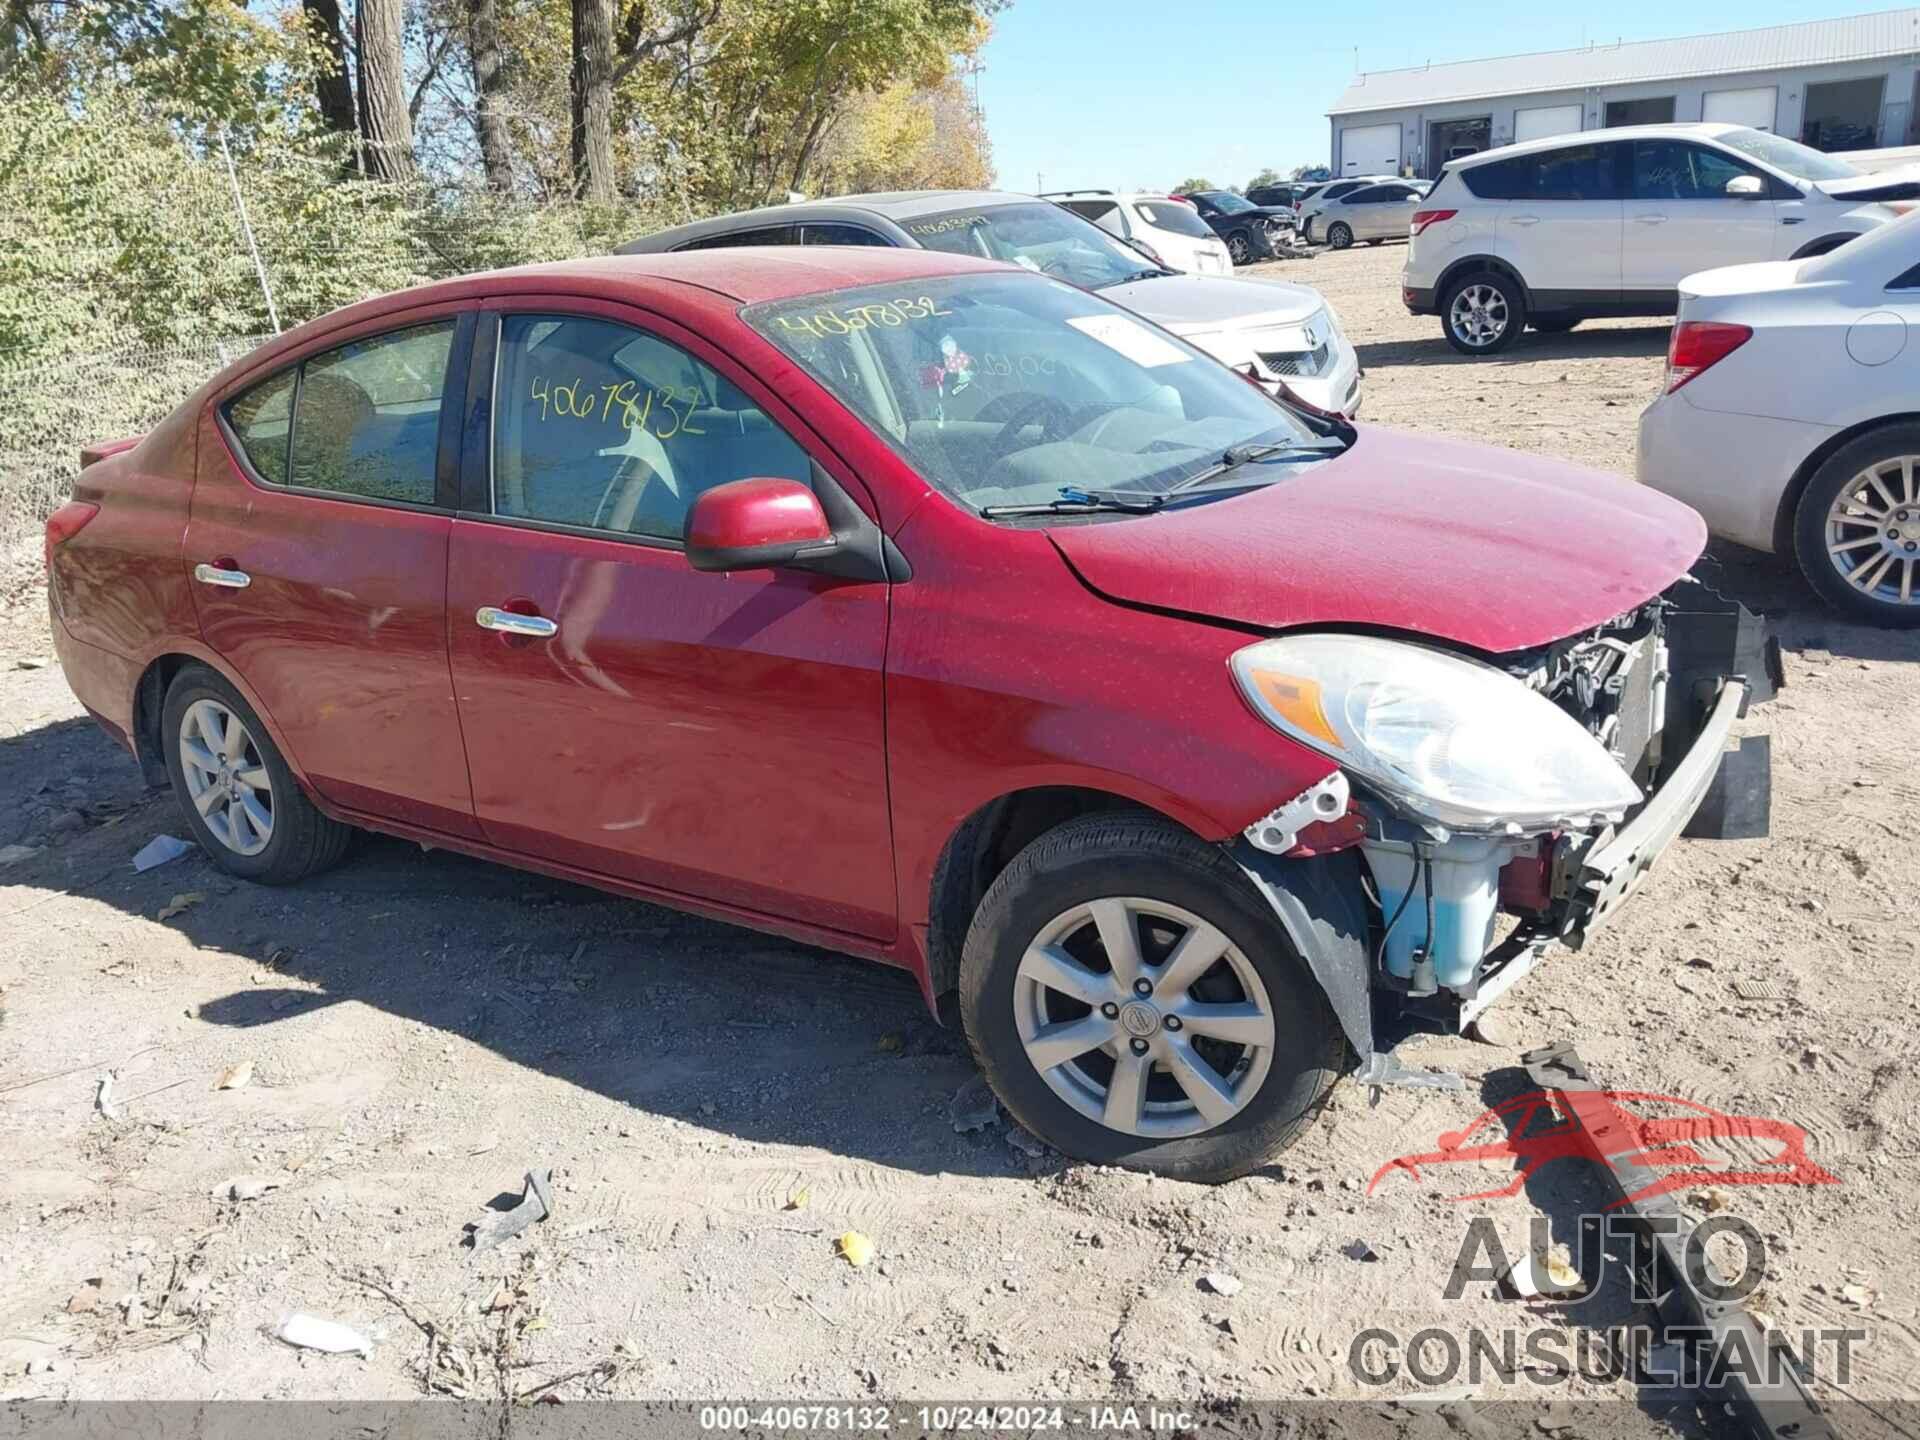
left=1231, top=635, right=1642, bottom=832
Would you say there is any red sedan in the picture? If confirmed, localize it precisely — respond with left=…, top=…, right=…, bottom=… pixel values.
left=47, top=246, right=1765, bottom=1180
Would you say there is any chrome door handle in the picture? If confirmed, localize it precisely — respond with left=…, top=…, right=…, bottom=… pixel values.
left=1633, top=214, right=1668, bottom=224
left=476, top=606, right=557, bottom=638
left=1508, top=215, right=1539, bottom=226
left=193, top=563, right=251, bottom=589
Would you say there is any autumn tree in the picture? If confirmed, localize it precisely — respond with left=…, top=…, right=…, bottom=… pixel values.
left=356, top=0, right=415, bottom=180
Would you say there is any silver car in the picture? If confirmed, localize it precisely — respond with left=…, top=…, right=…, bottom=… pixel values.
left=1316, top=180, right=1430, bottom=249
left=620, top=191, right=1363, bottom=414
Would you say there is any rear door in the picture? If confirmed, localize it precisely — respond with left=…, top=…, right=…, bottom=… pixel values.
left=442, top=300, right=896, bottom=939
left=189, top=308, right=480, bottom=836
left=1499, top=142, right=1623, bottom=303
left=1623, top=139, right=1778, bottom=293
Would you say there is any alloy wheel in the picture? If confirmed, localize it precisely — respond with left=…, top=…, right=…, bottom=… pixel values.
left=179, top=698, right=274, bottom=856
left=1449, top=283, right=1509, bottom=349
left=1013, top=897, right=1275, bottom=1139
left=1328, top=223, right=1352, bottom=249
left=1227, top=233, right=1251, bottom=265
left=1825, top=456, right=1920, bottom=608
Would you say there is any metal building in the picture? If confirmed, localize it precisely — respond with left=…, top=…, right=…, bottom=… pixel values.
left=1328, top=7, right=1920, bottom=179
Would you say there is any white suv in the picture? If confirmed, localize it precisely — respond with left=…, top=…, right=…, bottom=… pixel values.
left=1046, top=190, right=1234, bottom=275
left=1403, top=123, right=1915, bottom=355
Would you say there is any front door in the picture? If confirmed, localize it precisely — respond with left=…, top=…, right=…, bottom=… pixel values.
left=1500, top=142, right=1623, bottom=301
left=444, top=304, right=896, bottom=940
left=188, top=309, right=480, bottom=837
left=1622, top=139, right=1777, bottom=293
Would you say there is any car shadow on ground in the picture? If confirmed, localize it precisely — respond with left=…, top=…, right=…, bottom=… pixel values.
left=1697, top=542, right=1920, bottom=665
left=0, top=712, right=1019, bottom=1180
left=1354, top=323, right=1671, bottom=370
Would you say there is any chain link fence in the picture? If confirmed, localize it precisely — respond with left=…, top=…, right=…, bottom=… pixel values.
left=0, top=335, right=269, bottom=606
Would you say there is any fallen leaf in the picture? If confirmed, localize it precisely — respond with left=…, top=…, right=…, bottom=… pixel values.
left=523, top=1315, right=549, bottom=1334
left=1690, top=1185, right=1733, bottom=1214
left=836, top=1231, right=875, bottom=1268
left=157, top=891, right=206, bottom=921
left=785, top=1187, right=810, bottom=1212
left=486, top=1287, right=516, bottom=1313
left=875, top=1033, right=903, bottom=1054
left=215, top=1060, right=254, bottom=1091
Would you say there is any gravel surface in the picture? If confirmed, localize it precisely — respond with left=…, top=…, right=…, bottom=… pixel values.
left=0, top=241, right=1914, bottom=1419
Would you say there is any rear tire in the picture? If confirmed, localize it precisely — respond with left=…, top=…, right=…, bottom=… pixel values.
left=1442, top=270, right=1526, bottom=355
left=1792, top=425, right=1920, bottom=626
left=161, top=664, right=353, bottom=883
left=958, top=813, right=1342, bottom=1183
left=1327, top=222, right=1354, bottom=250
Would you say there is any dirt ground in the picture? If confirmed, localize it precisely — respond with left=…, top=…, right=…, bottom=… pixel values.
left=1, top=241, right=1916, bottom=1425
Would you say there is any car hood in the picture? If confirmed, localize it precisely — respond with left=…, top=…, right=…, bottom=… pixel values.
left=1812, top=163, right=1920, bottom=200
left=1101, top=273, right=1322, bottom=335
left=1045, top=427, right=1706, bottom=653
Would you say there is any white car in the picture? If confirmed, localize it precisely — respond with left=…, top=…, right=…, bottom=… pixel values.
left=1404, top=123, right=1916, bottom=356
left=1314, top=180, right=1430, bottom=249
left=622, top=192, right=1362, bottom=414
left=1638, top=212, right=1920, bottom=625
left=1296, top=176, right=1395, bottom=242
left=1044, top=190, right=1234, bottom=275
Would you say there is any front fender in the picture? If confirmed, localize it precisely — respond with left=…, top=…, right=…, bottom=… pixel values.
left=1233, top=842, right=1373, bottom=1063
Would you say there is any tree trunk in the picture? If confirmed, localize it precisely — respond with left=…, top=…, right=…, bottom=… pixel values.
left=569, top=0, right=615, bottom=202
left=356, top=0, right=417, bottom=184
left=302, top=0, right=357, bottom=143
left=467, top=0, right=512, bottom=190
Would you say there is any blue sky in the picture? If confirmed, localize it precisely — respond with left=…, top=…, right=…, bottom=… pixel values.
left=979, top=0, right=1888, bottom=192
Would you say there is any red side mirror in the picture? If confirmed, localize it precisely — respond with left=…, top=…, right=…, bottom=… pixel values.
left=685, top=477, right=835, bottom=573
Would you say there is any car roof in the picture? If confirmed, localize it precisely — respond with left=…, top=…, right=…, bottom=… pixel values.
left=218, top=248, right=1012, bottom=381
left=620, top=190, right=1042, bottom=253
left=1452, top=121, right=1746, bottom=168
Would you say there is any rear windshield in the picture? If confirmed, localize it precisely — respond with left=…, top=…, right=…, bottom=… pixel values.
left=1135, top=201, right=1213, bottom=237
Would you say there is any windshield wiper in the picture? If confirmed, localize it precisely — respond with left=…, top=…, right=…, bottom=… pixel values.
left=1166, top=441, right=1336, bottom=493
left=980, top=486, right=1168, bottom=519
left=1094, top=267, right=1173, bottom=288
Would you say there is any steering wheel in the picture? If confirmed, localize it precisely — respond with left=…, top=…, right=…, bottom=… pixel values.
left=985, top=394, right=1079, bottom=464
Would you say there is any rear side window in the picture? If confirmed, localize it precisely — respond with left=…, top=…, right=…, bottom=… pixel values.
left=222, top=321, right=454, bottom=505
left=677, top=225, right=795, bottom=250
left=1531, top=144, right=1617, bottom=200
left=225, top=368, right=296, bottom=485
left=287, top=323, right=454, bottom=504
left=801, top=223, right=888, bottom=246
left=491, top=314, right=813, bottom=543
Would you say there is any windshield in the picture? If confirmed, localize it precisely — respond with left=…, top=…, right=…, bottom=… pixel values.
left=1201, top=191, right=1257, bottom=214
left=745, top=273, right=1329, bottom=516
left=1716, top=127, right=1861, bottom=182
left=901, top=203, right=1160, bottom=291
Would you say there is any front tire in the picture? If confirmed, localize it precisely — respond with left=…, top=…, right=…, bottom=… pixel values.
left=1327, top=222, right=1354, bottom=250
left=1442, top=270, right=1525, bottom=355
left=1793, top=425, right=1920, bottom=625
left=958, top=814, right=1342, bottom=1183
left=162, top=665, right=353, bottom=883
left=1226, top=230, right=1253, bottom=265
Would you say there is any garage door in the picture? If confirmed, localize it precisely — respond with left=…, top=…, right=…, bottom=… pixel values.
left=1340, top=123, right=1400, bottom=176
left=1704, top=86, right=1777, bottom=131
left=1514, top=104, right=1584, bottom=143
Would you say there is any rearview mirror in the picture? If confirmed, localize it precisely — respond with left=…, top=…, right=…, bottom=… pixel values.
left=1725, top=175, right=1765, bottom=200
left=685, top=477, right=835, bottom=573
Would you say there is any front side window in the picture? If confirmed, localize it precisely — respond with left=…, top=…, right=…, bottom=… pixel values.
left=491, top=314, right=812, bottom=543
left=1630, top=140, right=1761, bottom=200
left=901, top=203, right=1163, bottom=291
left=747, top=274, right=1335, bottom=517
left=224, top=321, right=453, bottom=504
left=1717, top=126, right=1860, bottom=182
